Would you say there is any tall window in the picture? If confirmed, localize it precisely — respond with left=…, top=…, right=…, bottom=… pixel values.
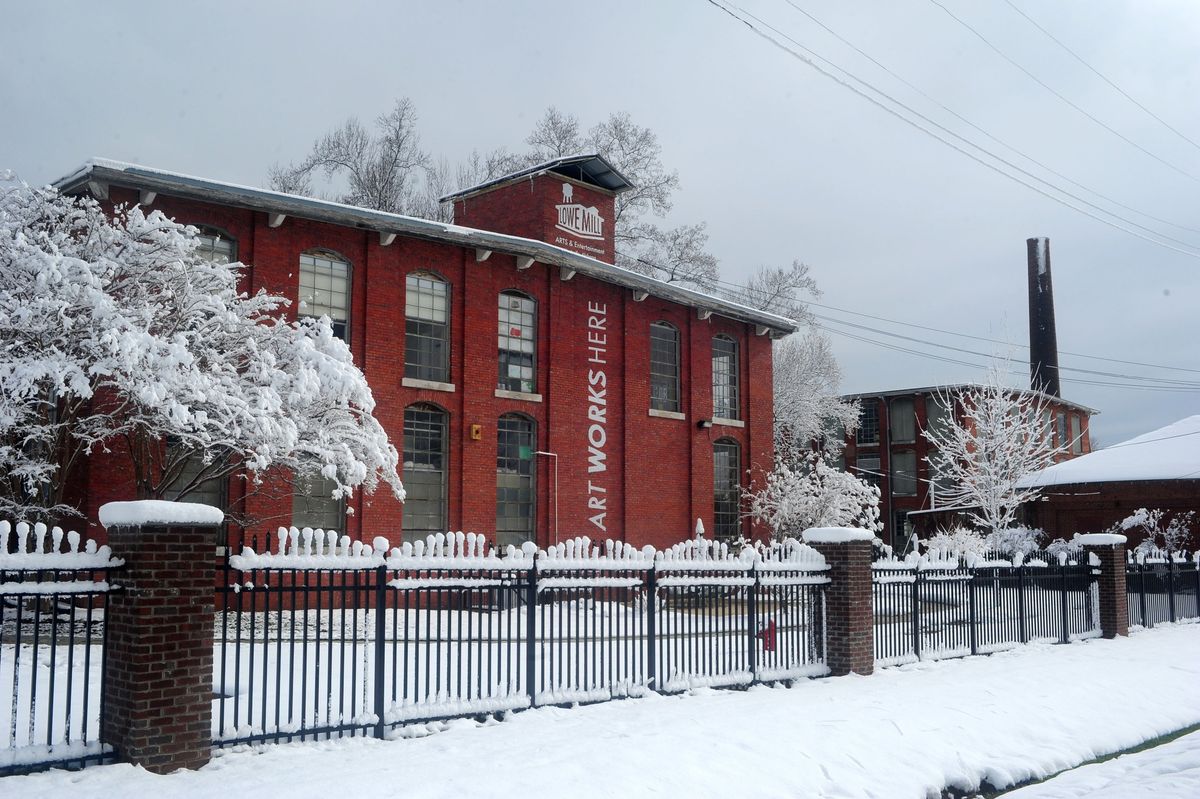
left=405, top=272, right=450, bottom=382
left=402, top=404, right=447, bottom=540
left=1056, top=411, right=1068, bottom=449
left=292, top=473, right=344, bottom=532
left=891, top=451, right=917, bottom=496
left=712, top=336, right=739, bottom=420
left=498, top=291, right=536, bottom=393
left=1070, top=415, right=1083, bottom=454
left=196, top=231, right=234, bottom=264
left=713, top=439, right=742, bottom=541
left=299, top=251, right=350, bottom=340
left=890, top=398, right=915, bottom=443
left=496, top=414, right=535, bottom=548
left=857, top=402, right=880, bottom=446
left=649, top=322, right=680, bottom=413
left=925, top=396, right=951, bottom=442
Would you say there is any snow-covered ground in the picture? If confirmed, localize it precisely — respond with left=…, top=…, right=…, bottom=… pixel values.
left=1006, top=728, right=1200, bottom=798
left=7, top=624, right=1200, bottom=799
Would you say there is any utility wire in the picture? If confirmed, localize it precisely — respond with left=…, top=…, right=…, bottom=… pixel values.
left=926, top=0, right=1200, bottom=186
left=1002, top=0, right=1200, bottom=157
left=617, top=247, right=1200, bottom=380
left=702, top=0, right=1200, bottom=259
left=782, top=0, right=1200, bottom=236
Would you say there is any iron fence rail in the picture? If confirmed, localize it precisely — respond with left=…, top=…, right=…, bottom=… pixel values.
left=214, top=557, right=828, bottom=747
left=1, top=567, right=116, bottom=775
left=1126, top=558, right=1200, bottom=628
left=872, top=561, right=1098, bottom=665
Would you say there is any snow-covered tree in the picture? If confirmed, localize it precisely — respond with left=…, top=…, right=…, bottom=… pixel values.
left=923, top=364, right=1069, bottom=535
left=1114, top=507, right=1196, bottom=556
left=772, top=332, right=859, bottom=460
left=745, top=452, right=881, bottom=541
left=0, top=183, right=403, bottom=522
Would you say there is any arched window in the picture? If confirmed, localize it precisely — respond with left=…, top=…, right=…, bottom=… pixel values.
left=402, top=404, right=448, bottom=540
left=195, top=227, right=235, bottom=264
left=713, top=438, right=742, bottom=542
left=649, top=321, right=680, bottom=412
left=498, top=291, right=536, bottom=393
left=496, top=414, right=535, bottom=547
left=299, top=251, right=350, bottom=340
left=712, top=335, right=739, bottom=420
left=405, top=271, right=450, bottom=382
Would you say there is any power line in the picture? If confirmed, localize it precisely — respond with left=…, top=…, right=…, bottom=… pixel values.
left=926, top=0, right=1200, bottom=186
left=1001, top=0, right=1200, bottom=157
left=781, top=0, right=1200, bottom=237
left=617, top=247, right=1200, bottom=380
left=702, top=0, right=1200, bottom=259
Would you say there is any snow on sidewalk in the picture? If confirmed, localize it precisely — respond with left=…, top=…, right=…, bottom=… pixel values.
left=1005, top=728, right=1200, bottom=799
left=9, top=624, right=1200, bottom=799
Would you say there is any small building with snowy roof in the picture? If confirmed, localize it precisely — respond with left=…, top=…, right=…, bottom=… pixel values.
left=1016, top=415, right=1200, bottom=547
left=53, top=155, right=795, bottom=550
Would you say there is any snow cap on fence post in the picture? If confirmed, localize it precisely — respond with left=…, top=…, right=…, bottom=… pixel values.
left=801, top=527, right=874, bottom=677
left=99, top=499, right=222, bottom=773
left=1079, top=532, right=1129, bottom=639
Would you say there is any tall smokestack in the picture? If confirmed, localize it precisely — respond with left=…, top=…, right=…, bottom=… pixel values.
left=1027, top=237, right=1061, bottom=397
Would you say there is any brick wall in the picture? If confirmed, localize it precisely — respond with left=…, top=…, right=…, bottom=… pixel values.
left=810, top=539, right=874, bottom=676
left=72, top=181, right=776, bottom=552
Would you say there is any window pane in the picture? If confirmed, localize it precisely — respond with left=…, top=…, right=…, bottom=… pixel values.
left=292, top=473, right=344, bottom=532
left=299, top=252, right=350, bottom=341
left=855, top=456, right=881, bottom=488
left=1070, top=415, right=1083, bottom=454
left=650, top=322, right=680, bottom=412
left=712, top=337, right=739, bottom=420
left=713, top=440, right=741, bottom=541
left=403, top=405, right=447, bottom=541
left=405, top=273, right=450, bottom=382
left=496, top=415, right=535, bottom=548
left=892, top=451, right=917, bottom=496
left=857, top=403, right=880, bottom=445
left=196, top=232, right=234, bottom=264
left=498, top=292, right=536, bottom=393
left=890, top=398, right=915, bottom=443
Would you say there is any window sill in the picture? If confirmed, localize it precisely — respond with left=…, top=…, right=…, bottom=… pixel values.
left=403, top=377, right=456, bottom=392
left=495, top=389, right=543, bottom=403
left=648, top=409, right=686, bottom=420
left=712, top=417, right=744, bottom=428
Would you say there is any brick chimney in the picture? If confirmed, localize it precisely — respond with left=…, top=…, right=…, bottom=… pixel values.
left=1027, top=237, right=1061, bottom=397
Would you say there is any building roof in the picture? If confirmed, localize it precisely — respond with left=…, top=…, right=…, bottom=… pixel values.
left=1017, top=415, right=1200, bottom=488
left=53, top=159, right=796, bottom=335
left=841, top=384, right=1098, bottom=416
left=439, top=153, right=633, bottom=202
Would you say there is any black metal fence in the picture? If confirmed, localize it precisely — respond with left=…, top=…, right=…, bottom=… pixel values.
left=873, top=556, right=1098, bottom=665
left=1126, top=556, right=1200, bottom=628
left=1, top=523, right=119, bottom=775
left=214, top=534, right=828, bottom=747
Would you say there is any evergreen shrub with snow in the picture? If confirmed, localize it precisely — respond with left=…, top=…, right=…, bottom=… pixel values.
left=745, top=451, right=882, bottom=541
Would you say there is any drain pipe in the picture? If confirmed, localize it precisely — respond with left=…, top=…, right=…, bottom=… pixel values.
left=535, top=451, right=559, bottom=546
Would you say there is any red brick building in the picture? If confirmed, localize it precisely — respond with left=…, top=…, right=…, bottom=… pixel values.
left=838, top=385, right=1095, bottom=548
left=54, top=156, right=795, bottom=550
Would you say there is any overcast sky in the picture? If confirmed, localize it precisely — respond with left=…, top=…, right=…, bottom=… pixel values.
left=3, top=0, right=1197, bottom=446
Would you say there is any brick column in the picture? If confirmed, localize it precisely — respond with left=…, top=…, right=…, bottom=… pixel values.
left=99, top=501, right=221, bottom=773
left=804, top=528, right=875, bottom=677
left=1079, top=532, right=1129, bottom=639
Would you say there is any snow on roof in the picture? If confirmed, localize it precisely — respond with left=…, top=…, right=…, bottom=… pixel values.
left=1017, top=415, right=1200, bottom=488
left=53, top=159, right=795, bottom=334
left=439, top=153, right=633, bottom=202
left=841, top=384, right=1097, bottom=416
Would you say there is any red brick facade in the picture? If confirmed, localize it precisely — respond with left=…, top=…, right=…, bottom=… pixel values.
left=69, top=166, right=779, bottom=551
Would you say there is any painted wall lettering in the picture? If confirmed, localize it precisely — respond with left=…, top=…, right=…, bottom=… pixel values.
left=585, top=300, right=608, bottom=532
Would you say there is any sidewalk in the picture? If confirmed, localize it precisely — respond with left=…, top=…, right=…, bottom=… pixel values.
left=10, top=624, right=1200, bottom=799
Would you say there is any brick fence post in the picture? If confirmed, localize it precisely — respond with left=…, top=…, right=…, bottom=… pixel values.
left=803, top=527, right=875, bottom=677
left=1079, top=532, right=1129, bottom=639
left=99, top=500, right=222, bottom=773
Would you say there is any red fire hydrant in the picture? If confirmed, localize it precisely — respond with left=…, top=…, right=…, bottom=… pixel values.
left=757, top=619, right=777, bottom=652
